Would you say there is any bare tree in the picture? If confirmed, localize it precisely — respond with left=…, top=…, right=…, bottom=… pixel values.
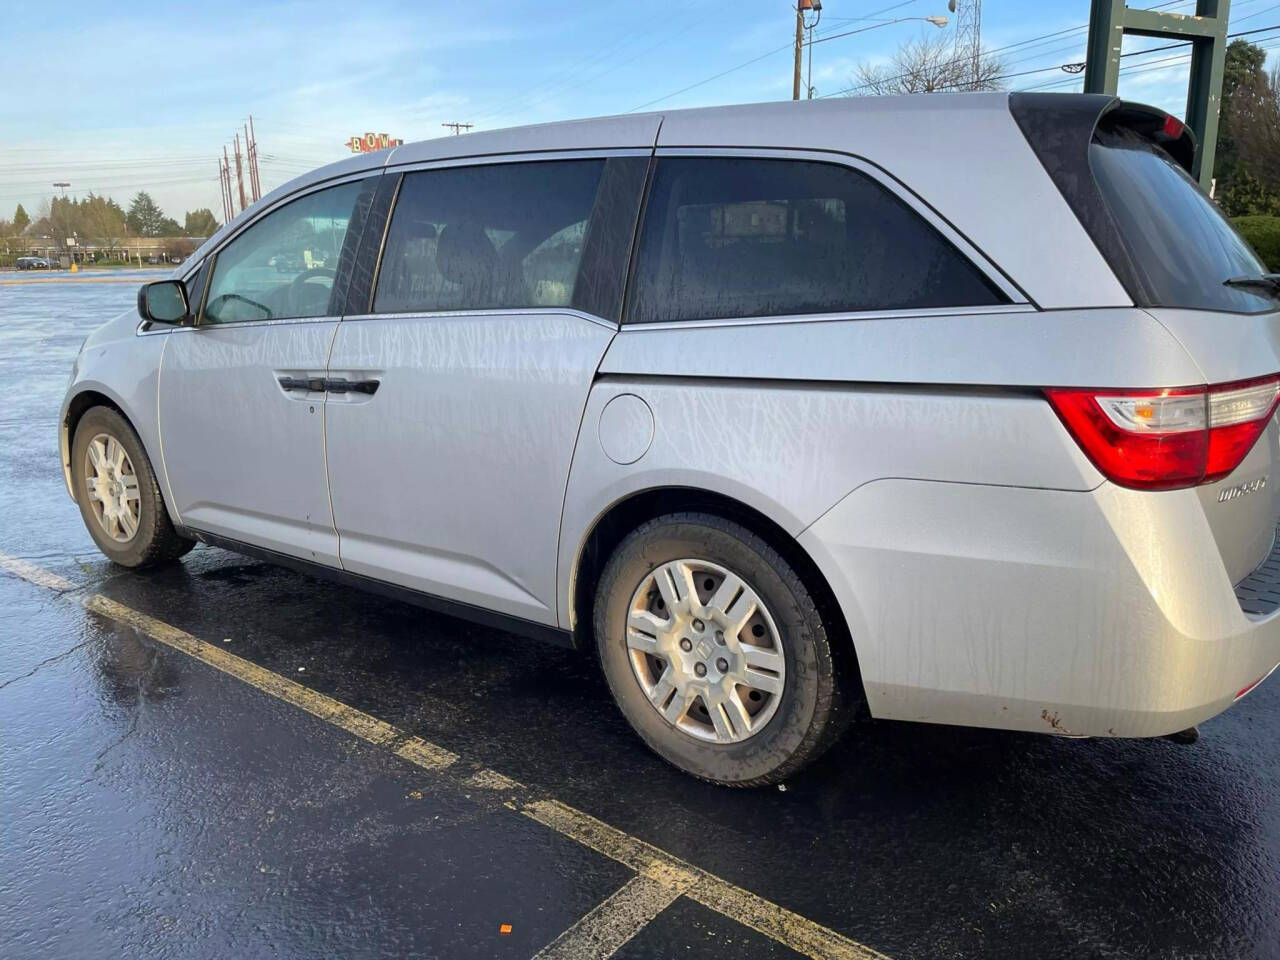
left=849, top=33, right=1005, bottom=95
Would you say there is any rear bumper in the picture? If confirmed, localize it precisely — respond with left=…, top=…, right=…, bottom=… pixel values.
left=800, top=480, right=1280, bottom=738
left=1236, top=523, right=1280, bottom=617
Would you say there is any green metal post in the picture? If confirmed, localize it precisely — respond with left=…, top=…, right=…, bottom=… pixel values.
left=1084, top=0, right=1231, bottom=190
left=1186, top=1, right=1230, bottom=187
left=1084, top=0, right=1127, bottom=95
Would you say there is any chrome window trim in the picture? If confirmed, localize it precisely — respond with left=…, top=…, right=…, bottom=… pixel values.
left=621, top=302, right=1037, bottom=332
left=141, top=314, right=343, bottom=336
left=341, top=307, right=618, bottom=331
left=649, top=145, right=1028, bottom=308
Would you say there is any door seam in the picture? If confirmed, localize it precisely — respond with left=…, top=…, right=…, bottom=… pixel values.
left=321, top=319, right=343, bottom=567
left=155, top=334, right=182, bottom=527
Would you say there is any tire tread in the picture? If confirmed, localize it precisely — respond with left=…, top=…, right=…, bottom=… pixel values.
left=594, top=511, right=857, bottom=787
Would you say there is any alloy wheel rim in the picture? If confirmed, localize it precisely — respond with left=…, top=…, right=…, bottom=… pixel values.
left=84, top=432, right=140, bottom=543
left=625, top=558, right=785, bottom=744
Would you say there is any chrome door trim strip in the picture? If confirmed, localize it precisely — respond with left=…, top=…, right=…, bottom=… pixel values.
left=620, top=303, right=1038, bottom=332
left=340, top=307, right=618, bottom=331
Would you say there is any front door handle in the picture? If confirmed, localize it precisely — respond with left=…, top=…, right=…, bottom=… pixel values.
left=325, top=378, right=380, bottom=396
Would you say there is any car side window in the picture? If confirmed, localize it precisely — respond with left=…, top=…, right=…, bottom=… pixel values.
left=372, top=160, right=604, bottom=314
left=627, top=157, right=1007, bottom=325
left=202, top=180, right=364, bottom=325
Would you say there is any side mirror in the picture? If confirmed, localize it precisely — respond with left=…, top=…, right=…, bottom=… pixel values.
left=137, top=279, right=190, bottom=325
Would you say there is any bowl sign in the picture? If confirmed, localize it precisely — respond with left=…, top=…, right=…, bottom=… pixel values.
left=346, top=133, right=405, bottom=154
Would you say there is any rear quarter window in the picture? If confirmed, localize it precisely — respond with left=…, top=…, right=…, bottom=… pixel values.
left=626, top=157, right=1007, bottom=325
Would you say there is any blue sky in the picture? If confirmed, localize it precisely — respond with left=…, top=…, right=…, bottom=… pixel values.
left=2, top=0, right=1278, bottom=225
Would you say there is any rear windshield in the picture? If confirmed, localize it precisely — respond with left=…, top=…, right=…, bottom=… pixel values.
left=1090, top=126, right=1273, bottom=314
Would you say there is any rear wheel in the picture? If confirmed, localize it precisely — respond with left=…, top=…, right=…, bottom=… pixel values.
left=594, top=512, right=852, bottom=786
left=72, top=406, right=194, bottom=568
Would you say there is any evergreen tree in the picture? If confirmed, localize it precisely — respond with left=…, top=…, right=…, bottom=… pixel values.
left=126, top=192, right=168, bottom=237
left=183, top=208, right=220, bottom=237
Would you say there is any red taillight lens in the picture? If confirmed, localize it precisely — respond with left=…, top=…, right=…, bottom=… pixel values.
left=1046, top=374, right=1280, bottom=491
left=1205, top=375, right=1280, bottom=481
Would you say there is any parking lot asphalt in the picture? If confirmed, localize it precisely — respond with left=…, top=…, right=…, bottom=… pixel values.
left=2, top=274, right=1280, bottom=960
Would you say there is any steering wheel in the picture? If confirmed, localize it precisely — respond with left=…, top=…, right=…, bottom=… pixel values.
left=287, top=266, right=337, bottom=315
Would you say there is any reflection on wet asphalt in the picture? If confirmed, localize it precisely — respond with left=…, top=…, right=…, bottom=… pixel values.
left=2, top=275, right=1279, bottom=960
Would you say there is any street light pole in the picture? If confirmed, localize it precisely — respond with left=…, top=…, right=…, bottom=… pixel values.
left=806, top=15, right=949, bottom=50
left=801, top=14, right=949, bottom=95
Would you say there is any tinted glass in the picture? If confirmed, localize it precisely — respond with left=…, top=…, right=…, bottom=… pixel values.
left=203, top=180, right=363, bottom=324
left=1091, top=127, right=1273, bottom=313
left=627, top=158, right=1004, bottom=324
left=373, top=160, right=604, bottom=314
left=185, top=259, right=208, bottom=317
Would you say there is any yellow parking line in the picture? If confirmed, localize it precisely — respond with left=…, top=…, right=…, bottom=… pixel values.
left=0, top=554, right=891, bottom=960
left=532, top=873, right=691, bottom=959
left=523, top=799, right=889, bottom=960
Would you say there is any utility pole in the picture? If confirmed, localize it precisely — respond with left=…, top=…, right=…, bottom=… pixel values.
left=221, top=147, right=234, bottom=223
left=233, top=134, right=247, bottom=214
left=793, top=1, right=821, bottom=100
left=442, top=122, right=473, bottom=135
left=244, top=122, right=260, bottom=203
left=248, top=115, right=261, bottom=202
left=792, top=3, right=804, bottom=100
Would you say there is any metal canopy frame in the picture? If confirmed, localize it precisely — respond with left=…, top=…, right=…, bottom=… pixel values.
left=1084, top=0, right=1231, bottom=188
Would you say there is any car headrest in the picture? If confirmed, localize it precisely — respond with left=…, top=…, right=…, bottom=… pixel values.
left=436, top=221, right=497, bottom=288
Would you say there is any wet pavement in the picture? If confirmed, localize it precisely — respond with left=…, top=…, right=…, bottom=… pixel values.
left=2, top=273, right=1280, bottom=960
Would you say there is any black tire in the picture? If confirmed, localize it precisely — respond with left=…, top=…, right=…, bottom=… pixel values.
left=594, top=512, right=854, bottom=787
left=71, top=406, right=194, bottom=568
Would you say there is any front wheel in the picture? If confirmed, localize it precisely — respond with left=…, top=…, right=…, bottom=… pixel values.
left=594, top=512, right=853, bottom=786
left=71, top=406, right=194, bottom=568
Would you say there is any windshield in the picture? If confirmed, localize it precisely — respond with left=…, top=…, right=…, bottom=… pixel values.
left=1090, top=125, right=1273, bottom=314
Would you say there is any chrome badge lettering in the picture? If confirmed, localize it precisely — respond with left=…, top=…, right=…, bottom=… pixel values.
left=1219, top=476, right=1268, bottom=502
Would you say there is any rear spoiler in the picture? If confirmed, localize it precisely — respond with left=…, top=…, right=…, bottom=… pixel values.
left=1007, top=92, right=1201, bottom=305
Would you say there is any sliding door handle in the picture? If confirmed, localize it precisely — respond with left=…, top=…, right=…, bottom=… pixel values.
left=325, top=378, right=380, bottom=395
left=277, top=376, right=326, bottom=393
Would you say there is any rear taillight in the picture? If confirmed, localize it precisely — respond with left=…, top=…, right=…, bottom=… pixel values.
left=1046, top=374, right=1280, bottom=490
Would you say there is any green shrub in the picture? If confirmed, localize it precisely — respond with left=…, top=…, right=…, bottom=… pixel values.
left=1233, top=215, right=1280, bottom=271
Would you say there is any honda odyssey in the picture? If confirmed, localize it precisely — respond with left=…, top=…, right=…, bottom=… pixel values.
left=61, top=93, right=1280, bottom=785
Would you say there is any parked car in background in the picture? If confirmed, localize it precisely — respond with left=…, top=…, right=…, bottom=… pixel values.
left=60, top=93, right=1280, bottom=786
left=15, top=256, right=48, bottom=270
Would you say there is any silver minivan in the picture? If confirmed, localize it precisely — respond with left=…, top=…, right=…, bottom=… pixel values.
left=62, top=93, right=1280, bottom=785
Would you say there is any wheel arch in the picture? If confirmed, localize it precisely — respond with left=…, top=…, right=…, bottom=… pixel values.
left=567, top=486, right=865, bottom=698
left=61, top=386, right=167, bottom=512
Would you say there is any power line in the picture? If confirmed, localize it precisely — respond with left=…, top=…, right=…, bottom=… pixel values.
left=822, top=0, right=1265, bottom=99
left=627, top=0, right=923, bottom=113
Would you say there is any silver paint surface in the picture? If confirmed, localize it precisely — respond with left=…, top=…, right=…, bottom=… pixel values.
left=158, top=321, right=341, bottom=565
left=325, top=311, right=614, bottom=623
